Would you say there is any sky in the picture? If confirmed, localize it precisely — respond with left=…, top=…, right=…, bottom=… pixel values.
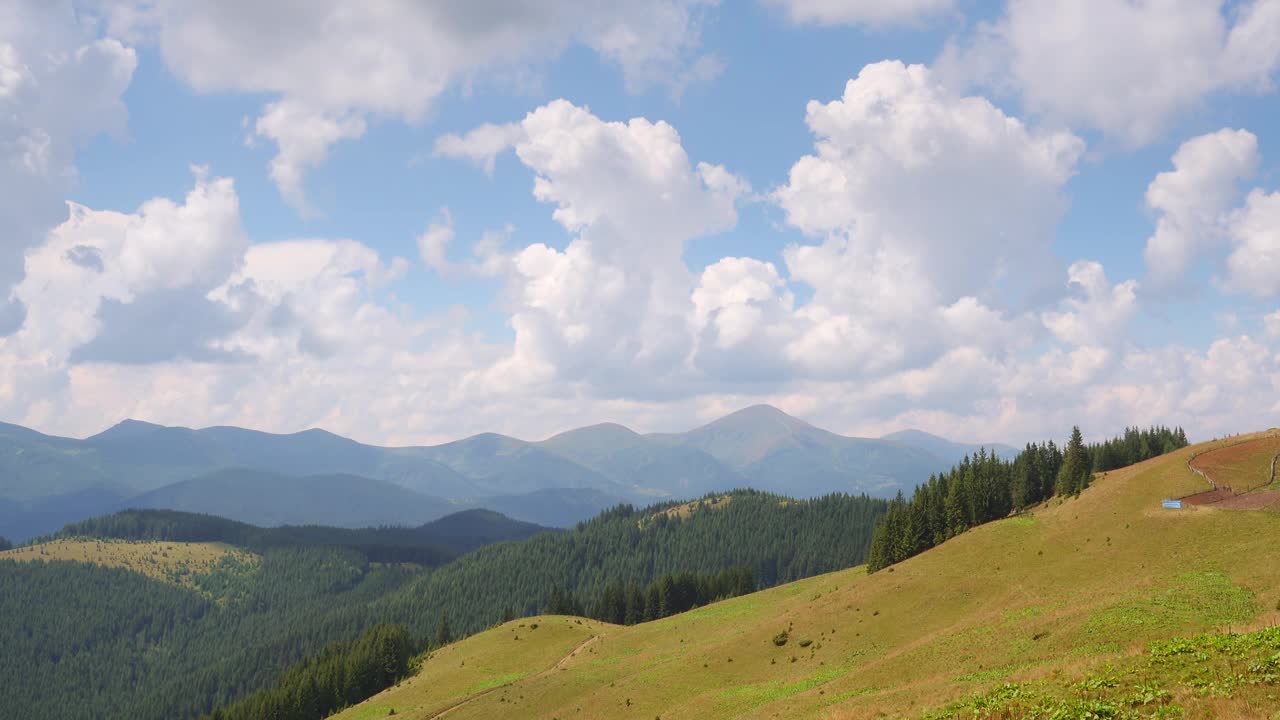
left=1, top=0, right=1278, bottom=446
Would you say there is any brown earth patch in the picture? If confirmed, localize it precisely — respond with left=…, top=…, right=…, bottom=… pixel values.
left=1181, top=488, right=1236, bottom=506
left=1189, top=435, right=1280, bottom=493
left=1208, top=489, right=1280, bottom=511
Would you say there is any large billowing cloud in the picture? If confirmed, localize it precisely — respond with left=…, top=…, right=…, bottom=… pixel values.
left=1042, top=262, right=1139, bottom=349
left=106, top=0, right=720, bottom=212
left=1141, top=128, right=1280, bottom=299
left=442, top=99, right=748, bottom=395
left=1143, top=129, right=1259, bottom=290
left=942, top=0, right=1280, bottom=145
left=1225, top=188, right=1280, bottom=298
left=15, top=169, right=248, bottom=362
left=0, top=168, right=444, bottom=439
left=0, top=1, right=136, bottom=334
left=772, top=61, right=1082, bottom=376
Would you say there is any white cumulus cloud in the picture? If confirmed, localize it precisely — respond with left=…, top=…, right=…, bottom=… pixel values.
left=0, top=1, right=137, bottom=334
left=1224, top=189, right=1280, bottom=298
left=110, top=0, right=721, bottom=211
left=1143, top=128, right=1259, bottom=290
left=1042, top=261, right=1140, bottom=348
left=942, top=0, right=1280, bottom=145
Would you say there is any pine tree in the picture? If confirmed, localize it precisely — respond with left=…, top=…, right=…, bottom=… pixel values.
left=1059, top=425, right=1089, bottom=496
left=643, top=583, right=661, bottom=621
left=943, top=476, right=965, bottom=538
left=434, top=611, right=452, bottom=648
left=656, top=576, right=674, bottom=619
left=624, top=583, right=645, bottom=625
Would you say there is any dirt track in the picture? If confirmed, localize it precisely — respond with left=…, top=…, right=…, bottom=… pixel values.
left=1182, top=435, right=1280, bottom=510
left=427, top=634, right=601, bottom=719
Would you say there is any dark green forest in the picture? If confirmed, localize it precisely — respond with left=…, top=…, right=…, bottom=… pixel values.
left=202, top=624, right=413, bottom=720
left=866, top=425, right=1188, bottom=572
left=54, top=507, right=551, bottom=562
left=1, top=490, right=887, bottom=720
left=0, top=543, right=419, bottom=720
left=580, top=565, right=758, bottom=625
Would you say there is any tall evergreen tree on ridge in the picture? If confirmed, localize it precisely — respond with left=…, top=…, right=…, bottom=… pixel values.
left=1059, top=425, right=1089, bottom=496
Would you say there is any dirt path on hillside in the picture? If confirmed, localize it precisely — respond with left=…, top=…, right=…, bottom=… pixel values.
left=426, top=634, right=601, bottom=719
left=1182, top=436, right=1280, bottom=509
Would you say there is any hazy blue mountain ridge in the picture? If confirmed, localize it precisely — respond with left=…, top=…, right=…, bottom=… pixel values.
left=0, top=406, right=1010, bottom=540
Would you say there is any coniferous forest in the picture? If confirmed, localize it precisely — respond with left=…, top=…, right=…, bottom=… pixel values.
left=563, top=565, right=758, bottom=625
left=201, top=624, right=413, bottom=720
left=1, top=490, right=886, bottom=720
left=866, top=425, right=1188, bottom=572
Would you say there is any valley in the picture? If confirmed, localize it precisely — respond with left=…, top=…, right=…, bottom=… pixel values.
left=3, top=424, right=1265, bottom=719
left=0, top=489, right=889, bottom=720
left=334, top=432, right=1280, bottom=719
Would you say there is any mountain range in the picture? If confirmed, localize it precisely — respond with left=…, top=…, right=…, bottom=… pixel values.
left=0, top=405, right=1013, bottom=541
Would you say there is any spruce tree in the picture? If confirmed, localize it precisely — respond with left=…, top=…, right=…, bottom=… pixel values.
left=943, top=478, right=965, bottom=538
left=1059, top=425, right=1089, bottom=496
left=434, top=611, right=452, bottom=648
left=624, top=583, right=645, bottom=625
left=643, top=583, right=661, bottom=621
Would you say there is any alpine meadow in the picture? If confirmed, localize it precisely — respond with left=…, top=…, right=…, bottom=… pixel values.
left=4, top=2, right=1280, bottom=720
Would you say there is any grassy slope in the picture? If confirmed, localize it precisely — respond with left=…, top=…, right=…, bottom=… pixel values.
left=329, top=617, right=604, bottom=720
left=333, top=433, right=1280, bottom=719
left=0, top=538, right=257, bottom=590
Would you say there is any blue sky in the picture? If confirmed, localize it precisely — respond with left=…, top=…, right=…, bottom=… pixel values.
left=2, top=0, right=1278, bottom=445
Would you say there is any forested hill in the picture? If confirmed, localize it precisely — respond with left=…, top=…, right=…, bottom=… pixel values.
left=0, top=484, right=890, bottom=712
left=378, top=490, right=890, bottom=638
left=1, top=489, right=888, bottom=720
left=55, top=507, right=554, bottom=561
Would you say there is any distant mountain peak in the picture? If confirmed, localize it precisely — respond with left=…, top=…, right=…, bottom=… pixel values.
left=882, top=428, right=946, bottom=442
left=112, top=418, right=163, bottom=429
left=88, top=418, right=167, bottom=441
left=584, top=421, right=640, bottom=435
left=706, top=404, right=812, bottom=432
left=541, top=422, right=640, bottom=445
left=881, top=428, right=1016, bottom=462
left=292, top=427, right=346, bottom=440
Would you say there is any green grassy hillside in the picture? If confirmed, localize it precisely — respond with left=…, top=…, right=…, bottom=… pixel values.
left=333, top=433, right=1280, bottom=719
